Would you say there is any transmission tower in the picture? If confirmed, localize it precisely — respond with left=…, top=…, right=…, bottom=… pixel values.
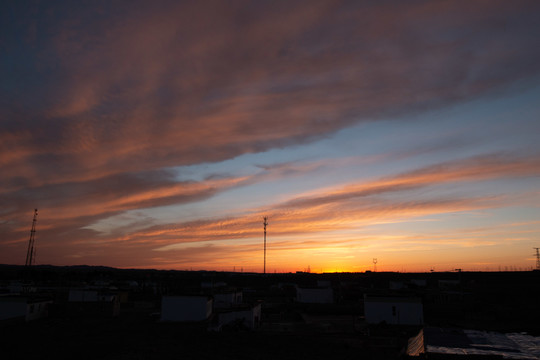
left=25, top=209, right=38, bottom=266
left=263, top=216, right=268, bottom=274
left=534, top=247, right=540, bottom=271
left=373, top=258, right=377, bottom=272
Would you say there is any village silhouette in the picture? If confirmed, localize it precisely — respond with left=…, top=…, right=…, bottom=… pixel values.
left=1, top=263, right=539, bottom=359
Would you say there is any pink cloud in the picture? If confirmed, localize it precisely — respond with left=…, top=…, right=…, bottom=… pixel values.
left=3, top=1, right=540, bottom=188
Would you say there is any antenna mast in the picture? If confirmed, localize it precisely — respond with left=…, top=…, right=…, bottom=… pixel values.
left=25, top=209, right=38, bottom=266
left=534, top=248, right=540, bottom=271
left=263, top=216, right=268, bottom=274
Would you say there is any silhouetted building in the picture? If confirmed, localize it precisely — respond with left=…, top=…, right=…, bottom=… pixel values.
left=161, top=295, right=212, bottom=322
left=0, top=295, right=52, bottom=323
left=296, top=286, right=334, bottom=304
left=389, top=281, right=406, bottom=290
left=211, top=302, right=262, bottom=331
left=67, top=289, right=120, bottom=317
left=438, top=279, right=460, bottom=290
left=213, top=290, right=243, bottom=309
left=410, top=279, right=427, bottom=287
left=364, top=295, right=423, bottom=325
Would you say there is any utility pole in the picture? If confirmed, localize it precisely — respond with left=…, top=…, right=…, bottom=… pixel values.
left=25, top=209, right=38, bottom=267
left=263, top=216, right=268, bottom=274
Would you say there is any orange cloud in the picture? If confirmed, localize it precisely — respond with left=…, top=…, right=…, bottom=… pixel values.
left=2, top=149, right=539, bottom=270
left=121, top=154, right=539, bottom=247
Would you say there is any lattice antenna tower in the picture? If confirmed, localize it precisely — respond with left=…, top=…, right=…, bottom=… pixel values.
left=534, top=247, right=540, bottom=271
left=373, top=258, right=377, bottom=272
left=263, top=217, right=268, bottom=274
left=25, top=209, right=38, bottom=266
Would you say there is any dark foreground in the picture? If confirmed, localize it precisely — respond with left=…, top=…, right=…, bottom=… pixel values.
left=4, top=315, right=368, bottom=360
left=1, top=266, right=539, bottom=359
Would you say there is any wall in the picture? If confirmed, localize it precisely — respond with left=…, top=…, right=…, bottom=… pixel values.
left=364, top=297, right=423, bottom=325
left=0, top=299, right=26, bottom=321
left=161, top=296, right=212, bottom=322
left=214, top=292, right=242, bottom=308
left=296, top=287, right=334, bottom=304
left=218, top=303, right=261, bottom=329
left=0, top=298, right=51, bottom=322
left=26, top=300, right=52, bottom=321
left=68, top=290, right=98, bottom=302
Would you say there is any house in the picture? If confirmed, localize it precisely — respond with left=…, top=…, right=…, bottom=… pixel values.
left=67, top=289, right=120, bottom=317
left=69, top=289, right=100, bottom=302
left=410, top=279, right=427, bottom=288
left=317, top=280, right=331, bottom=288
left=389, top=281, right=405, bottom=290
left=296, top=286, right=334, bottom=304
left=161, top=295, right=212, bottom=322
left=0, top=295, right=52, bottom=323
left=390, top=279, right=426, bottom=290
left=212, top=302, right=262, bottom=330
left=201, top=281, right=227, bottom=290
left=213, top=290, right=243, bottom=309
left=438, top=279, right=460, bottom=290
left=364, top=295, right=423, bottom=325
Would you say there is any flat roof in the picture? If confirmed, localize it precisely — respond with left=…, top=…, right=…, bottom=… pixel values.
left=424, top=327, right=540, bottom=359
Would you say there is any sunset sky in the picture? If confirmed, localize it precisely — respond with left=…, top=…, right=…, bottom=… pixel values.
left=2, top=0, right=540, bottom=273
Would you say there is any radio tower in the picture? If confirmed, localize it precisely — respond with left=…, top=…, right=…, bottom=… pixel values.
left=263, top=216, right=268, bottom=274
left=534, top=248, right=540, bottom=271
left=25, top=209, right=38, bottom=266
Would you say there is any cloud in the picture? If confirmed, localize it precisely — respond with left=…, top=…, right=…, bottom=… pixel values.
left=0, top=170, right=251, bottom=239
left=2, top=1, right=540, bottom=187
left=276, top=153, right=540, bottom=210
left=122, top=153, right=540, bottom=249
left=2, top=149, right=539, bottom=268
left=2, top=1, right=540, bottom=268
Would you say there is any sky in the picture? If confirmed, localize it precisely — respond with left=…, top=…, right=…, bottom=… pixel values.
left=1, top=0, right=540, bottom=273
